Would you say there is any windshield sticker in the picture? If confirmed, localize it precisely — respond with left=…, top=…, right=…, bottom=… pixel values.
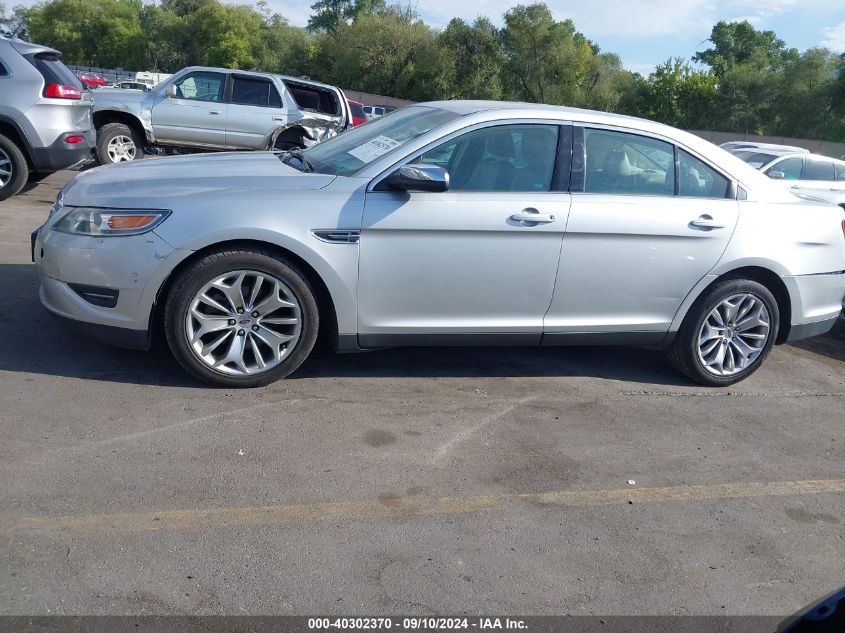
left=347, top=135, right=401, bottom=163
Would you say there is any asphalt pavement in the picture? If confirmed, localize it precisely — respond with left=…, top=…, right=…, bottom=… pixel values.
left=0, top=171, right=843, bottom=616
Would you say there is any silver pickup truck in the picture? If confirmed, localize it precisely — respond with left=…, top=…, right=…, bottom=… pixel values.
left=92, top=66, right=352, bottom=164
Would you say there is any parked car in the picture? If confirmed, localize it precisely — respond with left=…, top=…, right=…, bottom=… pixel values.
left=77, top=72, right=107, bottom=89
left=111, top=81, right=150, bottom=91
left=33, top=101, right=845, bottom=387
left=347, top=99, right=367, bottom=126
left=720, top=141, right=808, bottom=154
left=725, top=146, right=845, bottom=208
left=362, top=105, right=393, bottom=120
left=0, top=35, right=94, bottom=200
left=91, top=66, right=352, bottom=164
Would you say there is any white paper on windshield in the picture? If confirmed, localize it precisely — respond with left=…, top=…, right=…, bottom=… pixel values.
left=347, top=135, right=400, bottom=163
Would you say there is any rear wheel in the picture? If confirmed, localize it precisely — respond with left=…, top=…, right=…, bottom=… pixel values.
left=0, top=134, right=29, bottom=201
left=668, top=278, right=779, bottom=386
left=164, top=248, right=319, bottom=387
left=96, top=122, right=144, bottom=165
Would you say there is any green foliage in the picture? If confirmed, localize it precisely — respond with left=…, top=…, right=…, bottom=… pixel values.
left=10, top=0, right=844, bottom=142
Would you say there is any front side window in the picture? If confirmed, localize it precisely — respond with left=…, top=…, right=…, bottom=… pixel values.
left=413, top=124, right=559, bottom=192
left=678, top=150, right=730, bottom=198
left=768, top=157, right=803, bottom=180
left=231, top=76, right=281, bottom=108
left=172, top=71, right=226, bottom=103
left=584, top=128, right=674, bottom=196
left=835, top=162, right=845, bottom=181
left=803, top=158, right=835, bottom=181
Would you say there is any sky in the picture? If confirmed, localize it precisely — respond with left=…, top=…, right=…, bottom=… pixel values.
left=12, top=0, right=845, bottom=74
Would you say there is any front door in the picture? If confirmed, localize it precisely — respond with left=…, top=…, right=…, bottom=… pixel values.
left=358, top=123, right=570, bottom=345
left=152, top=70, right=228, bottom=147
left=545, top=127, right=739, bottom=337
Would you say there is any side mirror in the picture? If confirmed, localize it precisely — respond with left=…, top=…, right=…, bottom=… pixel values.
left=768, top=170, right=785, bottom=180
left=163, top=85, right=176, bottom=98
left=383, top=165, right=449, bottom=193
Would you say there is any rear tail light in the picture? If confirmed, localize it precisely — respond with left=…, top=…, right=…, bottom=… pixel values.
left=44, top=84, right=82, bottom=100
left=64, top=135, right=85, bottom=144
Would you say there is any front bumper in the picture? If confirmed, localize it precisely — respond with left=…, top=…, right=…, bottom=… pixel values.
left=34, top=225, right=181, bottom=349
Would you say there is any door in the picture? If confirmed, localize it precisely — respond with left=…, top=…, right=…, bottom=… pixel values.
left=151, top=70, right=228, bottom=147
left=545, top=127, right=739, bottom=336
left=225, top=75, right=286, bottom=149
left=790, top=157, right=840, bottom=201
left=358, top=123, right=571, bottom=345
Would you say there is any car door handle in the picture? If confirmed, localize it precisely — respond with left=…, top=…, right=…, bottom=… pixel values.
left=209, top=110, right=222, bottom=115
left=510, top=210, right=555, bottom=224
left=689, top=214, right=726, bottom=230
left=272, top=116, right=285, bottom=121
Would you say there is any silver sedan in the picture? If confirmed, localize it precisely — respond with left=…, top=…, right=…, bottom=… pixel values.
left=33, top=101, right=845, bottom=387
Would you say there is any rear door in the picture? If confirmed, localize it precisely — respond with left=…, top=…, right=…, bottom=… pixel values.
left=791, top=157, right=840, bottom=201
left=545, top=126, right=739, bottom=338
left=225, top=74, right=286, bottom=149
left=151, top=70, right=227, bottom=147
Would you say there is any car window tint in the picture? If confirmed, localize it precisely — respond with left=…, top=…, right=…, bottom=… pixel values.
left=231, top=76, right=280, bottom=108
left=803, top=158, right=835, bottom=181
left=413, top=125, right=559, bottom=192
left=835, top=162, right=845, bottom=181
left=0, top=59, right=7, bottom=76
left=174, top=72, right=225, bottom=102
left=678, top=150, right=730, bottom=198
left=768, top=157, right=803, bottom=180
left=584, top=129, right=674, bottom=196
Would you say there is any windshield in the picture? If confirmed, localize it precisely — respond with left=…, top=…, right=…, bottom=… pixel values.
left=303, top=106, right=462, bottom=176
left=731, top=151, right=778, bottom=169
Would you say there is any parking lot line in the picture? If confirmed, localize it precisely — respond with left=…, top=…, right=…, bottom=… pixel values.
left=4, top=478, right=844, bottom=536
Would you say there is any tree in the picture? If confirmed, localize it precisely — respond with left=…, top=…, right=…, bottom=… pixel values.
left=640, top=58, right=719, bottom=129
left=694, top=20, right=796, bottom=78
left=307, top=0, right=385, bottom=33
left=438, top=17, right=505, bottom=99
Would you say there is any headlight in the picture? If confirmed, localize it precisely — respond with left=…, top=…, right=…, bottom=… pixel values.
left=53, top=208, right=171, bottom=237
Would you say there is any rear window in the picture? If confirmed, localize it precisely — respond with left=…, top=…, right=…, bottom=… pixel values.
left=231, top=76, right=282, bottom=109
left=25, top=52, right=83, bottom=90
left=283, top=80, right=340, bottom=116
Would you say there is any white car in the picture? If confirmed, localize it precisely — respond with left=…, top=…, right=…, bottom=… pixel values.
left=727, top=147, right=845, bottom=208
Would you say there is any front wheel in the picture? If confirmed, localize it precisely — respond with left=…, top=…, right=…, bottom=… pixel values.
left=668, top=278, right=779, bottom=386
left=164, top=248, right=319, bottom=387
left=96, top=122, right=143, bottom=165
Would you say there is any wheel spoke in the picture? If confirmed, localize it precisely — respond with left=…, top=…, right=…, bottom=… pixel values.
left=249, top=334, right=267, bottom=370
left=247, top=274, right=265, bottom=309
left=254, top=280, right=297, bottom=315
left=190, top=309, right=231, bottom=342
left=213, top=332, right=247, bottom=372
left=198, top=292, right=232, bottom=316
left=212, top=272, right=247, bottom=312
left=697, top=292, right=771, bottom=377
left=201, top=330, right=232, bottom=356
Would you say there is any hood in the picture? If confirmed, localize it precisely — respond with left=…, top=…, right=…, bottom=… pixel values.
left=62, top=152, right=337, bottom=207
left=92, top=87, right=147, bottom=110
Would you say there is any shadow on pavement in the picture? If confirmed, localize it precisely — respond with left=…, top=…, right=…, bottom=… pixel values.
left=0, top=262, right=706, bottom=388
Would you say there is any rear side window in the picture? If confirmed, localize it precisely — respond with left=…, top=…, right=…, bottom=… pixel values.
left=583, top=128, right=674, bottom=196
left=803, top=158, right=835, bottom=181
left=25, top=52, right=82, bottom=89
left=678, top=150, right=730, bottom=198
left=835, top=163, right=845, bottom=181
left=231, top=76, right=282, bottom=108
left=349, top=102, right=365, bottom=119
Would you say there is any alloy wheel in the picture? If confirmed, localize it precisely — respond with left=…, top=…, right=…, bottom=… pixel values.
left=106, top=135, right=136, bottom=162
left=697, top=293, right=771, bottom=376
left=185, top=270, right=302, bottom=376
left=0, top=147, right=12, bottom=188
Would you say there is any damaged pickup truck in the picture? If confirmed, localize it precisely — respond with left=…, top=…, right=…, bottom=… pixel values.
left=91, top=66, right=352, bottom=164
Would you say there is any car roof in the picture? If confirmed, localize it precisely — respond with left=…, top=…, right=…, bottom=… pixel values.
left=1, top=34, right=60, bottom=57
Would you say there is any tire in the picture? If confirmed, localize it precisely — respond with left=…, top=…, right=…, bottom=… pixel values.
left=96, top=122, right=144, bottom=165
left=668, top=278, right=779, bottom=386
left=164, top=247, right=319, bottom=388
left=0, top=133, right=29, bottom=201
